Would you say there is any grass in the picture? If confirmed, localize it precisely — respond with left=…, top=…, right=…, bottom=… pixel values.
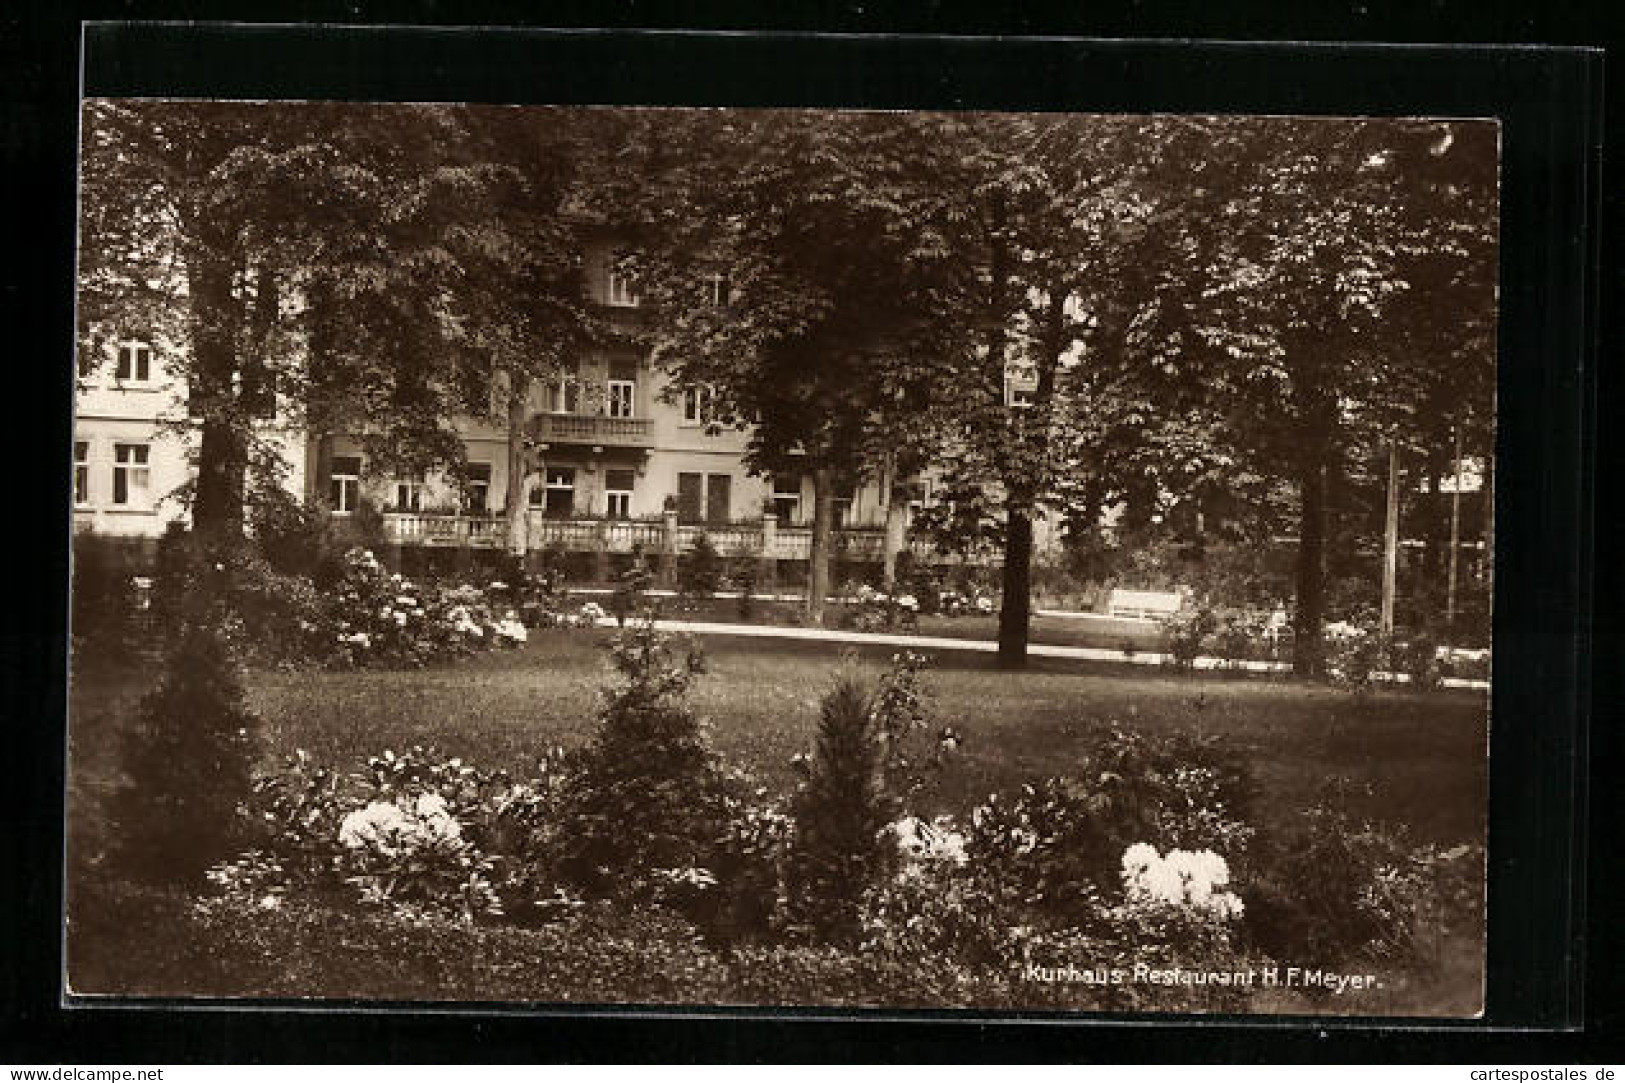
left=70, top=629, right=1488, bottom=847
left=65, top=630, right=1488, bottom=1014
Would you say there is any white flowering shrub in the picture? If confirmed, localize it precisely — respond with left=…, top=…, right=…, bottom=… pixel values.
left=316, top=549, right=541, bottom=668
left=335, top=791, right=503, bottom=921
left=847, top=585, right=920, bottom=633
left=1324, top=617, right=1389, bottom=691
left=890, top=815, right=970, bottom=874
left=246, top=744, right=584, bottom=925
left=1120, top=843, right=1245, bottom=921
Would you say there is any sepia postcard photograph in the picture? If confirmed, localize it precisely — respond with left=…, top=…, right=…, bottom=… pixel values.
left=65, top=95, right=1499, bottom=1018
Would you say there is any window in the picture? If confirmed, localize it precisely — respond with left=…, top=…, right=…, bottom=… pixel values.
left=74, top=441, right=90, bottom=505
left=705, top=272, right=731, bottom=307
left=606, top=254, right=639, bottom=307
left=330, top=455, right=361, bottom=514
left=546, top=371, right=582, bottom=414
left=607, top=379, right=636, bottom=419
left=677, top=472, right=704, bottom=525
left=393, top=473, right=424, bottom=513
left=111, top=443, right=150, bottom=507
left=542, top=467, right=576, bottom=518
left=1004, top=361, right=1038, bottom=408
left=772, top=473, right=802, bottom=523
left=705, top=473, right=732, bottom=525
left=681, top=384, right=715, bottom=426
left=463, top=462, right=491, bottom=515
left=115, top=342, right=152, bottom=383
left=605, top=469, right=635, bottom=519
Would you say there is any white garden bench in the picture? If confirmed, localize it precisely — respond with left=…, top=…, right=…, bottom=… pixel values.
left=1106, top=588, right=1185, bottom=621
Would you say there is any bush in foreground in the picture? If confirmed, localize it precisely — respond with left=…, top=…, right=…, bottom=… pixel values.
left=107, top=608, right=260, bottom=885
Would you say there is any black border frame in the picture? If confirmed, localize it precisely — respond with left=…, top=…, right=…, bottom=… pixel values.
left=6, top=17, right=1605, bottom=1062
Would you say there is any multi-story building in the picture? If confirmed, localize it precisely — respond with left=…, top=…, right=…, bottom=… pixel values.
left=74, top=237, right=973, bottom=577
left=72, top=331, right=308, bottom=561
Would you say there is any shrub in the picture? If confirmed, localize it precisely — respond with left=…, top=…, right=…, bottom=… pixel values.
left=250, top=489, right=342, bottom=583
left=107, top=609, right=261, bottom=885
left=1394, top=626, right=1445, bottom=691
left=845, top=584, right=919, bottom=633
left=1243, top=785, right=1432, bottom=965
left=782, top=672, right=899, bottom=941
left=678, top=532, right=725, bottom=598
left=609, top=555, right=654, bottom=625
left=71, top=534, right=138, bottom=660
left=964, top=728, right=1255, bottom=928
left=732, top=559, right=759, bottom=620
left=244, top=743, right=584, bottom=924
left=1161, top=604, right=1217, bottom=668
left=556, top=620, right=731, bottom=899
left=1324, top=619, right=1389, bottom=692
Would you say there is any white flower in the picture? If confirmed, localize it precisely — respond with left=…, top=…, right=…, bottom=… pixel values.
left=975, top=596, right=994, bottom=613
left=891, top=815, right=969, bottom=871
left=493, top=617, right=528, bottom=644
left=896, top=594, right=919, bottom=611
left=339, top=801, right=411, bottom=852
left=258, top=894, right=283, bottom=911
left=1121, top=843, right=1244, bottom=920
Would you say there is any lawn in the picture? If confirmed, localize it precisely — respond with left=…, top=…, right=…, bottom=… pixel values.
left=70, top=627, right=1488, bottom=850
left=65, top=629, right=1489, bottom=1013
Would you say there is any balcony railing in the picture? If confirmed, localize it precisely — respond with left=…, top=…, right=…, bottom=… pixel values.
left=382, top=512, right=509, bottom=548
left=531, top=413, right=653, bottom=446
left=381, top=512, right=992, bottom=564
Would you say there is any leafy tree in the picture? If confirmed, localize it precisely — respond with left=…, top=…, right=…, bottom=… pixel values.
left=611, top=109, right=970, bottom=622
left=1179, top=117, right=1497, bottom=672
left=78, top=101, right=596, bottom=550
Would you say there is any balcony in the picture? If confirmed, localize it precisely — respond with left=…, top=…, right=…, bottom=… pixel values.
left=530, top=413, right=653, bottom=448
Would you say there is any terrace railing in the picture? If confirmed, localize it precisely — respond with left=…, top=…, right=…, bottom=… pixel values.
left=382, top=512, right=995, bottom=564
left=531, top=414, right=654, bottom=447
left=382, top=512, right=509, bottom=548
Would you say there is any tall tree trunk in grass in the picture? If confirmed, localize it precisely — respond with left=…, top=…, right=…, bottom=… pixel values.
left=999, top=499, right=1035, bottom=669
left=807, top=466, right=834, bottom=625
left=1292, top=459, right=1329, bottom=675
left=505, top=372, right=531, bottom=556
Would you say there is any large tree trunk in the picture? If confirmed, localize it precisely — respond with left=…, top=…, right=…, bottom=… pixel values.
left=882, top=499, right=908, bottom=592
left=505, top=372, right=532, bottom=556
left=187, top=251, right=247, bottom=541
left=1292, top=460, right=1329, bottom=676
left=807, top=466, right=834, bottom=625
left=998, top=498, right=1034, bottom=669
left=879, top=453, right=905, bottom=590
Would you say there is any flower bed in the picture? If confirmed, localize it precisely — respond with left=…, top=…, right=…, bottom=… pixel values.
left=154, top=625, right=1483, bottom=1011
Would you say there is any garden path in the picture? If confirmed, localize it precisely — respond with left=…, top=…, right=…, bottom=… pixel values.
left=585, top=616, right=1489, bottom=690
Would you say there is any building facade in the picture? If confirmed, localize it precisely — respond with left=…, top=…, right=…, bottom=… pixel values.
left=73, top=238, right=960, bottom=573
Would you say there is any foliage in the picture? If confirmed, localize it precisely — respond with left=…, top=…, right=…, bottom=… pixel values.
left=677, top=532, right=725, bottom=598
left=1394, top=626, right=1446, bottom=691
left=1324, top=618, right=1389, bottom=692
left=70, top=534, right=139, bottom=660
left=107, top=610, right=261, bottom=885
left=1241, top=783, right=1470, bottom=967
left=1161, top=604, right=1217, bottom=668
left=845, top=584, right=920, bottom=632
left=555, top=620, right=732, bottom=900
left=963, top=727, right=1255, bottom=929
left=782, top=671, right=899, bottom=941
